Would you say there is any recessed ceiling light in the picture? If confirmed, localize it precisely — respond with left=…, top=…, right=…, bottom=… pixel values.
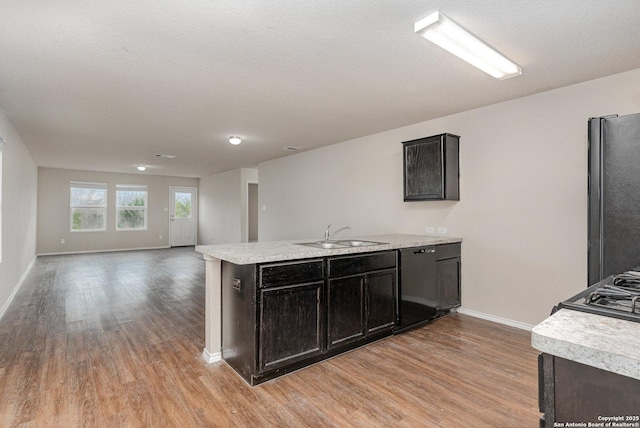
left=154, top=153, right=176, bottom=159
left=229, top=136, right=242, bottom=145
left=137, top=165, right=146, bottom=171
left=414, top=11, right=522, bottom=80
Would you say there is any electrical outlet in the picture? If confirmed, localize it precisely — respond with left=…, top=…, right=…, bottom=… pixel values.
left=159, top=234, right=163, bottom=240
left=437, top=227, right=448, bottom=234
left=425, top=226, right=435, bottom=234
left=60, top=238, right=65, bottom=244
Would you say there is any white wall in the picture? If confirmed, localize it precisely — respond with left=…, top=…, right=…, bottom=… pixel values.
left=0, top=107, right=38, bottom=319
left=259, top=68, right=640, bottom=327
left=198, top=168, right=258, bottom=245
left=240, top=168, right=259, bottom=243
left=37, top=168, right=198, bottom=254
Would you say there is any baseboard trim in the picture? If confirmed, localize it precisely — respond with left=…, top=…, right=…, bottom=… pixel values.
left=457, top=308, right=534, bottom=331
left=37, top=246, right=171, bottom=256
left=0, top=255, right=37, bottom=321
left=202, top=348, right=222, bottom=364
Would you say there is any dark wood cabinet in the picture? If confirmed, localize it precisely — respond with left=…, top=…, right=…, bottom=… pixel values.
left=222, top=261, right=258, bottom=383
left=259, top=281, right=323, bottom=372
left=222, top=251, right=397, bottom=385
left=327, top=276, right=365, bottom=349
left=539, top=353, right=640, bottom=426
left=220, top=245, right=460, bottom=385
left=258, top=259, right=324, bottom=373
left=366, top=270, right=396, bottom=334
left=222, top=258, right=325, bottom=385
left=402, top=133, right=460, bottom=201
left=435, top=244, right=461, bottom=310
left=327, top=252, right=396, bottom=350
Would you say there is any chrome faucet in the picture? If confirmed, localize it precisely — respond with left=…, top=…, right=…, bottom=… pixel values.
left=324, top=224, right=351, bottom=241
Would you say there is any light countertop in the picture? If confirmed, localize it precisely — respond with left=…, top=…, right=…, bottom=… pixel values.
left=195, top=234, right=462, bottom=265
left=531, top=308, right=640, bottom=380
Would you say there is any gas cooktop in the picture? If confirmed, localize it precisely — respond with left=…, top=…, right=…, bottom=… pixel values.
left=554, top=270, right=640, bottom=323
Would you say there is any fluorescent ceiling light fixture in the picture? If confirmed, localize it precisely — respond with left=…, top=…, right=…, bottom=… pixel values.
left=414, top=11, right=522, bottom=80
left=229, top=136, right=242, bottom=145
left=136, top=165, right=146, bottom=171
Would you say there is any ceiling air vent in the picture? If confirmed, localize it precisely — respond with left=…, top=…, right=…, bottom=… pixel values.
left=154, top=153, right=176, bottom=159
left=283, top=146, right=301, bottom=152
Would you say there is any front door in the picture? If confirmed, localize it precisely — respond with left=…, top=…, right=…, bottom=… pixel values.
left=170, top=186, right=197, bottom=247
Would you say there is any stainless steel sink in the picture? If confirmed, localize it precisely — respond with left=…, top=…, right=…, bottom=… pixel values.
left=297, top=241, right=348, bottom=249
left=335, top=240, right=386, bottom=247
left=296, top=240, right=387, bottom=249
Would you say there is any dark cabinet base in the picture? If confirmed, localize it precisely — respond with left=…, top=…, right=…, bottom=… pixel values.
left=222, top=252, right=398, bottom=386
left=222, top=245, right=460, bottom=386
left=539, top=353, right=640, bottom=426
left=259, top=282, right=324, bottom=372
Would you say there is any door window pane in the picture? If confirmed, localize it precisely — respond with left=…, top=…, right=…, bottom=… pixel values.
left=175, top=192, right=192, bottom=219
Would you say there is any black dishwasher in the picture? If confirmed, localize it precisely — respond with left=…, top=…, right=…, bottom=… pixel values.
left=397, top=246, right=438, bottom=331
left=396, top=244, right=461, bottom=332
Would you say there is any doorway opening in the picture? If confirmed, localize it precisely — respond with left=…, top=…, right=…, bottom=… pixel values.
left=248, top=182, right=258, bottom=242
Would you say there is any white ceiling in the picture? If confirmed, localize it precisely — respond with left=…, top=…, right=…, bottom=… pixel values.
left=1, top=1, right=639, bottom=178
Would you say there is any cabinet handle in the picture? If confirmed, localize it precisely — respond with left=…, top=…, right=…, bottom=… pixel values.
left=232, top=278, right=242, bottom=291
left=413, top=249, right=436, bottom=254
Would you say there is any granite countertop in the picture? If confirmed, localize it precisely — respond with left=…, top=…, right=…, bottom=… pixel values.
left=531, top=308, right=640, bottom=380
left=195, top=233, right=462, bottom=265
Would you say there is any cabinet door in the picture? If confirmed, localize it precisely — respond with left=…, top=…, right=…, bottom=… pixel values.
left=327, top=276, right=365, bottom=350
left=259, top=281, right=323, bottom=373
left=366, top=269, right=396, bottom=334
left=402, top=133, right=460, bottom=201
left=435, top=257, right=461, bottom=309
left=404, top=136, right=444, bottom=200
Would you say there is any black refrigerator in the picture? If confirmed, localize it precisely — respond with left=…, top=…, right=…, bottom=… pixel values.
left=588, top=112, right=640, bottom=285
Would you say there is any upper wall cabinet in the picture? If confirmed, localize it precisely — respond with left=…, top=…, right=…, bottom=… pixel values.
left=402, top=133, right=460, bottom=201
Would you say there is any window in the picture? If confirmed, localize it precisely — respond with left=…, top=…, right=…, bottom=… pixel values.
left=70, top=181, right=107, bottom=232
left=0, top=137, right=3, bottom=262
left=116, top=184, right=148, bottom=230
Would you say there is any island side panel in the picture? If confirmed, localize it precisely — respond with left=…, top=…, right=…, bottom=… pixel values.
left=203, top=255, right=223, bottom=363
left=222, top=261, right=258, bottom=384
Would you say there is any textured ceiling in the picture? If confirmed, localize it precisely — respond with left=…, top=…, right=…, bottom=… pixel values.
left=1, top=0, right=640, bottom=178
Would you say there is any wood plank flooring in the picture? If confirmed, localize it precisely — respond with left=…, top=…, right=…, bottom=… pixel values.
left=0, top=247, right=541, bottom=427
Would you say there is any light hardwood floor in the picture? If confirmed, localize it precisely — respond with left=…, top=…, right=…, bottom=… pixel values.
left=0, top=248, right=540, bottom=427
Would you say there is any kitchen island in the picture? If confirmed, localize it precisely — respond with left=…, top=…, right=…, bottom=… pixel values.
left=532, top=309, right=640, bottom=425
left=195, top=234, right=461, bottom=383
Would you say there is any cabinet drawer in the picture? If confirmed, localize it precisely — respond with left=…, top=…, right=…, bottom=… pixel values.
left=259, top=259, right=324, bottom=288
left=328, top=251, right=397, bottom=278
left=435, top=243, right=461, bottom=260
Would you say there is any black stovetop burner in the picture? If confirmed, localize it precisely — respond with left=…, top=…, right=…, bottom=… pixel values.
left=554, top=270, right=640, bottom=323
